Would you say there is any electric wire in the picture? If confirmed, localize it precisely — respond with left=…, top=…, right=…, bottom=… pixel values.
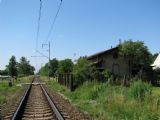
left=35, top=0, right=43, bottom=73
left=36, top=0, right=43, bottom=51
left=44, top=0, right=63, bottom=44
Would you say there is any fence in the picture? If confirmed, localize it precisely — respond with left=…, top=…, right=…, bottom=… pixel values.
left=155, top=73, right=160, bottom=86
left=58, top=73, right=74, bottom=91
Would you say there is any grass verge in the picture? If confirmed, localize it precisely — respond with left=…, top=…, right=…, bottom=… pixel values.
left=0, top=77, right=32, bottom=104
left=46, top=80, right=160, bottom=120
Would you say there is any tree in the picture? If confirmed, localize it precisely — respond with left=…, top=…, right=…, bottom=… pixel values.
left=29, top=66, right=35, bottom=75
left=18, top=57, right=35, bottom=76
left=39, top=58, right=59, bottom=77
left=0, top=69, right=9, bottom=75
left=6, top=56, right=18, bottom=77
left=49, top=58, right=59, bottom=76
left=39, top=64, right=48, bottom=76
left=120, top=40, right=152, bottom=65
left=73, top=57, right=95, bottom=85
left=57, top=59, right=73, bottom=73
left=119, top=40, right=152, bottom=75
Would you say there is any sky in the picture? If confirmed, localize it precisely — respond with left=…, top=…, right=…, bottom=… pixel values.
left=0, top=0, right=160, bottom=71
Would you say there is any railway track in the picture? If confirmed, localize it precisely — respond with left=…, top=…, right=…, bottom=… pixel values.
left=21, top=85, right=57, bottom=120
left=3, top=81, right=64, bottom=120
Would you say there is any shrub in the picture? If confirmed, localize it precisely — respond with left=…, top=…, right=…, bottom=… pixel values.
left=102, top=69, right=112, bottom=79
left=102, top=69, right=112, bottom=83
left=93, top=70, right=105, bottom=82
left=129, top=80, right=152, bottom=101
left=73, top=57, right=95, bottom=86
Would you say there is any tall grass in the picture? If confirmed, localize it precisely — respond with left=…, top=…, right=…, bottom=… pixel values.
left=46, top=80, right=160, bottom=120
left=0, top=81, right=18, bottom=103
left=0, top=77, right=31, bottom=104
left=129, top=80, right=152, bottom=101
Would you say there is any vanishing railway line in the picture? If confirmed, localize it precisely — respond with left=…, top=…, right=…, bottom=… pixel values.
left=3, top=80, right=65, bottom=120
left=21, top=85, right=57, bottom=120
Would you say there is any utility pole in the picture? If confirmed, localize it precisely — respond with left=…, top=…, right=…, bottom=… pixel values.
left=48, top=41, right=51, bottom=81
left=42, top=41, right=51, bottom=80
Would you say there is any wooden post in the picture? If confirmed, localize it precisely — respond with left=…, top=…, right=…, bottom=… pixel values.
left=70, top=74, right=74, bottom=91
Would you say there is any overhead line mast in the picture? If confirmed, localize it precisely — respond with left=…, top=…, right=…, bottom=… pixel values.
left=41, top=0, right=63, bottom=80
left=34, top=0, right=63, bottom=79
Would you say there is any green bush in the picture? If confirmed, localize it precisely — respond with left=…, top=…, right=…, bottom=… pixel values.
left=102, top=69, right=113, bottom=83
left=73, top=57, right=95, bottom=86
left=102, top=69, right=112, bottom=79
left=129, top=80, right=152, bottom=101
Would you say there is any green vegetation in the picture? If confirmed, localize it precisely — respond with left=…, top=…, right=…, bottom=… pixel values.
left=46, top=80, right=160, bottom=120
left=18, top=57, right=35, bottom=76
left=119, top=40, right=152, bottom=65
left=39, top=58, right=59, bottom=76
left=129, top=80, right=152, bottom=101
left=57, top=59, right=73, bottom=74
left=0, top=56, right=35, bottom=77
left=6, top=56, right=18, bottom=77
left=73, top=57, right=95, bottom=85
left=39, top=58, right=73, bottom=76
left=0, top=69, right=8, bottom=76
left=0, top=77, right=32, bottom=104
left=73, top=57, right=113, bottom=86
left=0, top=81, right=19, bottom=104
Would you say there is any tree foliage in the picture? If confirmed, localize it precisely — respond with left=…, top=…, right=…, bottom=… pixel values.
left=0, top=69, right=9, bottom=75
left=39, top=64, right=48, bottom=76
left=6, top=56, right=18, bottom=77
left=57, top=59, right=73, bottom=74
left=73, top=57, right=95, bottom=85
left=18, top=57, right=35, bottom=76
left=119, top=40, right=152, bottom=65
left=49, top=58, right=59, bottom=76
left=39, top=58, right=59, bottom=77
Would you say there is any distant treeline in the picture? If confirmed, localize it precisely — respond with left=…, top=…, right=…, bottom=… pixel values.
left=0, top=56, right=35, bottom=77
left=38, top=58, right=73, bottom=77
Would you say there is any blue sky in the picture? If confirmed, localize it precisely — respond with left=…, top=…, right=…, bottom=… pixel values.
left=0, top=0, right=160, bottom=70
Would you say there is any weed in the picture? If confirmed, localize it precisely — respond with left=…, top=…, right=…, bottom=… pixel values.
left=46, top=80, right=160, bottom=120
left=129, top=80, right=152, bottom=101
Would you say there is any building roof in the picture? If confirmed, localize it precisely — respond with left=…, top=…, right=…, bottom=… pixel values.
left=88, top=46, right=119, bottom=59
left=152, top=53, right=160, bottom=70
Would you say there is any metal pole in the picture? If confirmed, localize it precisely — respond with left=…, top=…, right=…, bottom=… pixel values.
left=48, top=41, right=51, bottom=80
left=41, top=42, right=51, bottom=81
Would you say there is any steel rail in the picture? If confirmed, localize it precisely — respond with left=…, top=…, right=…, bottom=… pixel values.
left=11, top=81, right=64, bottom=120
left=41, top=84, right=65, bottom=120
left=11, top=82, right=32, bottom=120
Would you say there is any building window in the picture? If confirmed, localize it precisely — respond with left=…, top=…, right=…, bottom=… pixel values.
left=112, top=64, right=119, bottom=75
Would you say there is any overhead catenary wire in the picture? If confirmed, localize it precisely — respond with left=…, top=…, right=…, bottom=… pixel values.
left=35, top=0, right=43, bottom=73
left=44, top=0, right=63, bottom=44
left=34, top=0, right=62, bottom=73
left=36, top=0, right=43, bottom=51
